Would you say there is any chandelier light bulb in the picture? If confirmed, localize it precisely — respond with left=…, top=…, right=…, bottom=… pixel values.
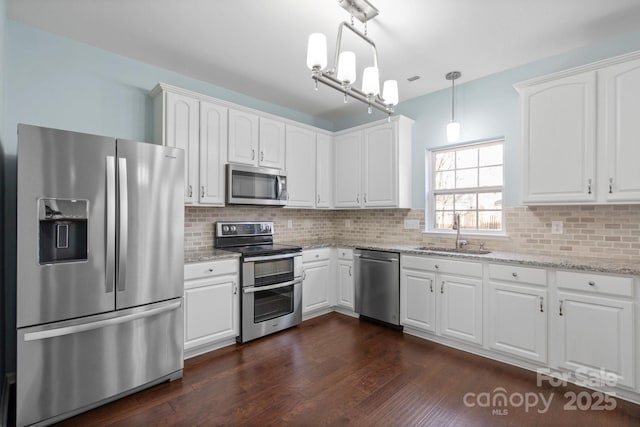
left=306, top=33, right=327, bottom=71
left=382, top=80, right=398, bottom=106
left=362, top=66, right=380, bottom=96
left=337, top=51, right=357, bottom=85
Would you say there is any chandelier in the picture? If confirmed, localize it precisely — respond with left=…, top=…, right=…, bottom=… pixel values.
left=305, top=0, right=399, bottom=116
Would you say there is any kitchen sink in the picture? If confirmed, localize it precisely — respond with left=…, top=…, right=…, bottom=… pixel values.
left=415, top=246, right=491, bottom=255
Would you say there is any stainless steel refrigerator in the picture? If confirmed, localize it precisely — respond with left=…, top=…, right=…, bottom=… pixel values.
left=15, top=124, right=185, bottom=426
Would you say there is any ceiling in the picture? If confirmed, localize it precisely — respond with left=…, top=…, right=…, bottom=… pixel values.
left=8, top=0, right=640, bottom=123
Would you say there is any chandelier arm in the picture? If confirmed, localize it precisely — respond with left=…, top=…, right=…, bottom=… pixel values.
left=312, top=72, right=393, bottom=114
left=328, top=21, right=379, bottom=75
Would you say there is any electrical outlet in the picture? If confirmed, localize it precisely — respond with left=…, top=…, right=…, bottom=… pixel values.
left=551, top=221, right=563, bottom=234
left=404, top=219, right=420, bottom=229
left=345, top=219, right=351, bottom=228
left=287, top=220, right=293, bottom=229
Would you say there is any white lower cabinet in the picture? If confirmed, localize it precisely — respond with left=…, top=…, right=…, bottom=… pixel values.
left=302, top=248, right=332, bottom=315
left=183, top=258, right=239, bottom=358
left=336, top=248, right=354, bottom=311
left=554, top=271, right=635, bottom=388
left=400, top=255, right=483, bottom=346
left=487, top=264, right=548, bottom=363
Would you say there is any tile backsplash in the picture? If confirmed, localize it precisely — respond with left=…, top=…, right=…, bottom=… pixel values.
left=186, top=205, right=640, bottom=261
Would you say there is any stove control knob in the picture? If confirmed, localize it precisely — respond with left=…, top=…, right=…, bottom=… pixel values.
left=230, top=226, right=237, bottom=232
left=261, top=224, right=271, bottom=233
left=222, top=225, right=229, bottom=233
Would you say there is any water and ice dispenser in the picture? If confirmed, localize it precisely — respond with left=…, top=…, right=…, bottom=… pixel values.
left=38, top=198, right=88, bottom=264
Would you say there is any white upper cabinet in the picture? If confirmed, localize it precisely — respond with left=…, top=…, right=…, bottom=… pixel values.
left=520, top=71, right=597, bottom=204
left=316, top=133, right=333, bottom=208
left=599, top=57, right=640, bottom=202
left=518, top=52, right=640, bottom=204
left=334, top=116, right=413, bottom=209
left=228, top=109, right=259, bottom=166
left=285, top=125, right=316, bottom=207
left=258, top=117, right=286, bottom=169
left=199, top=101, right=228, bottom=205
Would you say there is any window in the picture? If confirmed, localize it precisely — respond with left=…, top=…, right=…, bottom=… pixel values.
left=429, top=140, right=503, bottom=232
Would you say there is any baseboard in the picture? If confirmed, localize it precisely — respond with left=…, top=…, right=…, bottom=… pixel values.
left=1, top=372, right=16, bottom=427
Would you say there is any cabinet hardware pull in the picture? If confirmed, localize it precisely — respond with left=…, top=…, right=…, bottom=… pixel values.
left=208, top=268, right=214, bottom=273
left=441, top=281, right=445, bottom=294
left=201, top=186, right=205, bottom=197
left=233, top=283, right=238, bottom=295
left=356, top=194, right=360, bottom=204
left=429, top=279, right=433, bottom=293
left=364, top=193, right=367, bottom=203
left=260, top=151, right=264, bottom=162
left=317, top=194, right=321, bottom=204
left=559, top=300, right=564, bottom=316
left=434, top=264, right=439, bottom=269
left=512, top=272, right=518, bottom=278
left=348, top=266, right=352, bottom=276
left=588, top=281, right=595, bottom=286
left=303, top=270, right=307, bottom=280
left=540, top=296, right=544, bottom=313
left=609, top=178, right=613, bottom=194
left=252, top=149, right=255, bottom=160
left=188, top=185, right=193, bottom=198
left=587, top=178, right=592, bottom=194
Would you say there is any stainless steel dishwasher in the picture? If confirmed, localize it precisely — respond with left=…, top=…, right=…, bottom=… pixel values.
left=354, top=249, right=401, bottom=326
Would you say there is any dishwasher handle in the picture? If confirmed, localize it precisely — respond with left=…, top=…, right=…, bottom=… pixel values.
left=354, top=254, right=398, bottom=263
left=353, top=250, right=400, bottom=263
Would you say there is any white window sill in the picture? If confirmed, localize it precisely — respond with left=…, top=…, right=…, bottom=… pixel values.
left=422, top=230, right=510, bottom=239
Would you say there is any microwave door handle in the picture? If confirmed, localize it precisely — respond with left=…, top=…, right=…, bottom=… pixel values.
left=276, top=175, right=283, bottom=199
left=117, top=157, right=128, bottom=292
left=105, top=156, right=116, bottom=293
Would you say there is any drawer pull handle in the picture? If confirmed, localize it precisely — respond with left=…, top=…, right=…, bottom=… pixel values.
left=435, top=265, right=439, bottom=269
left=512, top=272, right=518, bottom=278
left=559, top=300, right=564, bottom=316
left=588, top=281, right=595, bottom=286
left=208, top=268, right=214, bottom=273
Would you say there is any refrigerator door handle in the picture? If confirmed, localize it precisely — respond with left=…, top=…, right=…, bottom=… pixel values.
left=117, top=157, right=128, bottom=292
left=23, top=300, right=182, bottom=342
left=105, top=156, right=116, bottom=293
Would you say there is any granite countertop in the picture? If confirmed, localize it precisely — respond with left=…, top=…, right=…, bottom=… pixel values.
left=184, top=248, right=240, bottom=264
left=279, top=240, right=640, bottom=276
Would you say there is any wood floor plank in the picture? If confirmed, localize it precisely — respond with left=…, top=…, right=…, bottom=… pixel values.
left=55, top=312, right=640, bottom=426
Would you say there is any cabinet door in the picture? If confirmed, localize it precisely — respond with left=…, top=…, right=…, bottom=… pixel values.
left=259, top=117, right=285, bottom=169
left=199, top=101, right=227, bottom=205
left=184, top=275, right=239, bottom=351
left=316, top=133, right=333, bottom=208
left=228, top=109, right=259, bottom=165
left=363, top=123, right=396, bottom=207
left=166, top=91, right=199, bottom=203
left=600, top=58, right=640, bottom=202
left=488, top=282, right=547, bottom=363
left=521, top=71, right=596, bottom=203
left=285, top=125, right=316, bottom=207
left=400, top=268, right=436, bottom=333
left=556, top=291, right=634, bottom=388
left=438, top=274, right=483, bottom=345
left=337, top=260, right=354, bottom=310
left=334, top=132, right=362, bottom=207
left=302, top=260, right=331, bottom=314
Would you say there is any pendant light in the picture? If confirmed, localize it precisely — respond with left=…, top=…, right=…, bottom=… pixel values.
left=446, top=71, right=461, bottom=143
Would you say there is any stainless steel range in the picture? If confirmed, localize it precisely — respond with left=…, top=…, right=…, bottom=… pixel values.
left=215, top=221, right=302, bottom=343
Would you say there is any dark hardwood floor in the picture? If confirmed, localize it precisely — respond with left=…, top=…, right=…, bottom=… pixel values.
left=56, top=313, right=640, bottom=426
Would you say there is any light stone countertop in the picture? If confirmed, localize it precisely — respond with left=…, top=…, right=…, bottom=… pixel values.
left=280, top=240, right=640, bottom=276
left=184, top=248, right=240, bottom=264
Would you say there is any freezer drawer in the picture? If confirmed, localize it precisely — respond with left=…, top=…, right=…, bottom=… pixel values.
left=16, top=299, right=184, bottom=426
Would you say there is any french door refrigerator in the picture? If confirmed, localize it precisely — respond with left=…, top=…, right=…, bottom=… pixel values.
left=16, top=124, right=185, bottom=426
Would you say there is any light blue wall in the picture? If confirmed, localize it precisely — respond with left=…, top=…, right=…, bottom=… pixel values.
left=334, top=30, right=640, bottom=208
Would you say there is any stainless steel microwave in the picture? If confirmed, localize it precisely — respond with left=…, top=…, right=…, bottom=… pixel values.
left=226, top=164, right=288, bottom=206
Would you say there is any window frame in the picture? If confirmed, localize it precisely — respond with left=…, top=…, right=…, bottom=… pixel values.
left=425, top=139, right=506, bottom=235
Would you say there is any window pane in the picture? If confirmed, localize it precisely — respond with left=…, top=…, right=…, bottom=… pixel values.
left=456, top=169, right=478, bottom=188
left=456, top=148, right=478, bottom=168
left=479, top=166, right=503, bottom=187
left=478, top=192, right=502, bottom=209
left=479, top=144, right=503, bottom=166
left=435, top=171, right=455, bottom=190
left=435, top=211, right=455, bottom=229
left=435, top=151, right=455, bottom=171
left=435, top=194, right=454, bottom=210
left=458, top=211, right=477, bottom=229
left=454, top=193, right=476, bottom=210
left=479, top=211, right=502, bottom=230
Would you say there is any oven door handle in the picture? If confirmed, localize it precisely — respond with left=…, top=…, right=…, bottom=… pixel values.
left=243, top=279, right=302, bottom=294
left=243, top=252, right=300, bottom=262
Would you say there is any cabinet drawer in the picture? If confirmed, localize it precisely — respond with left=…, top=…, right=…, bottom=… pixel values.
left=401, top=255, right=482, bottom=277
left=489, top=264, right=547, bottom=286
left=337, top=247, right=353, bottom=260
left=556, top=270, right=633, bottom=298
left=303, top=248, right=331, bottom=263
left=184, top=258, right=239, bottom=281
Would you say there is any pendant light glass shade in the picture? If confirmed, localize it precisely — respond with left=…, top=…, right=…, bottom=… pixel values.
left=337, top=51, right=356, bottom=84
left=362, top=66, right=380, bottom=96
left=382, top=80, right=398, bottom=106
left=306, top=33, right=327, bottom=70
left=447, top=121, right=460, bottom=143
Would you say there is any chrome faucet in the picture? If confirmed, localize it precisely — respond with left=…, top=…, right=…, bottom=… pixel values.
left=452, top=213, right=467, bottom=250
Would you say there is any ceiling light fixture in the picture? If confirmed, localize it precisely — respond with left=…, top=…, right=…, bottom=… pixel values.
left=446, top=71, right=461, bottom=143
left=306, top=0, right=398, bottom=117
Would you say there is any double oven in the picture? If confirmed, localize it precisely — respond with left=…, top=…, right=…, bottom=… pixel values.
left=215, top=222, right=302, bottom=343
